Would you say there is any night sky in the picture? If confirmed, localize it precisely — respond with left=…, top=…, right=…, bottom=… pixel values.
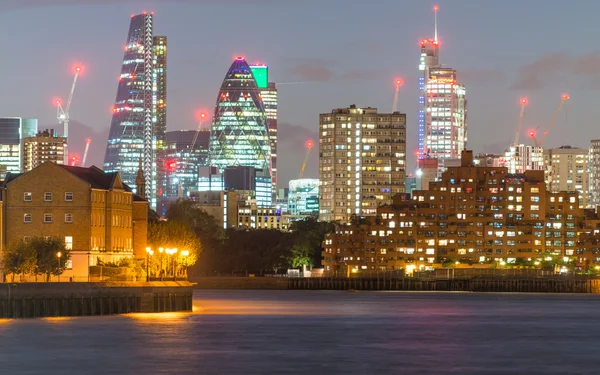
left=0, top=0, right=598, bottom=187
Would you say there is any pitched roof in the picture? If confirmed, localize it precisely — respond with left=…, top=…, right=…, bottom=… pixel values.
left=57, top=165, right=122, bottom=190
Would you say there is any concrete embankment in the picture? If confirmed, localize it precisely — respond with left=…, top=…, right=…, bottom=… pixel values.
left=191, top=277, right=289, bottom=290
left=190, top=276, right=600, bottom=294
left=0, top=282, right=194, bottom=319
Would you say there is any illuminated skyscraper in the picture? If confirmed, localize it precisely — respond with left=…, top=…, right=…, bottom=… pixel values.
left=418, top=7, right=467, bottom=162
left=153, top=36, right=167, bottom=211
left=249, top=65, right=277, bottom=194
left=0, top=118, right=37, bottom=178
left=104, top=13, right=167, bottom=209
left=210, top=57, right=270, bottom=175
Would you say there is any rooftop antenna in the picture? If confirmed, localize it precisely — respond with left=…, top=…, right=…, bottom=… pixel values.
left=434, top=6, right=439, bottom=43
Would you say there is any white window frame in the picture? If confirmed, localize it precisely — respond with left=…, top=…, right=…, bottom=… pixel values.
left=24, top=213, right=32, bottom=223
left=65, top=192, right=73, bottom=202
left=44, top=192, right=53, bottom=202
left=44, top=214, right=52, bottom=223
left=24, top=192, right=32, bottom=202
left=65, top=213, right=73, bottom=224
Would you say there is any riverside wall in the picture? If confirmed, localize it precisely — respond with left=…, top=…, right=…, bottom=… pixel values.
left=0, top=282, right=194, bottom=319
left=190, top=276, right=600, bottom=294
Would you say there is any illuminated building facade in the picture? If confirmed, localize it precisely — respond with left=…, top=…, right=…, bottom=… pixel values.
left=418, top=38, right=439, bottom=156
left=210, top=58, right=270, bottom=178
left=153, top=36, right=168, bottom=211
left=23, top=129, right=66, bottom=171
left=589, top=139, right=600, bottom=208
left=197, top=165, right=272, bottom=207
left=319, top=105, right=406, bottom=222
left=0, top=118, right=37, bottom=178
left=158, top=130, right=210, bottom=215
left=288, top=178, right=319, bottom=216
left=104, top=13, right=167, bottom=209
left=505, top=144, right=544, bottom=175
left=424, top=67, right=467, bottom=160
left=544, top=146, right=589, bottom=208
left=322, top=150, right=597, bottom=274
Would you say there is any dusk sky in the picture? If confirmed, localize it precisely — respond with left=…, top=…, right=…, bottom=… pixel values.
left=0, top=0, right=598, bottom=186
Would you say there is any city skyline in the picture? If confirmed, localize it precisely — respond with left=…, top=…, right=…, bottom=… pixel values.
left=0, top=0, right=598, bottom=188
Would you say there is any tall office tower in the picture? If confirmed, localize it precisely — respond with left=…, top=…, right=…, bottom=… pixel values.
left=0, top=118, right=37, bottom=178
left=589, top=140, right=600, bottom=209
left=23, top=129, right=67, bottom=171
left=104, top=13, right=155, bottom=199
left=210, top=57, right=270, bottom=175
left=418, top=7, right=467, bottom=163
left=319, top=105, right=406, bottom=222
left=505, top=144, right=544, bottom=174
left=158, top=130, right=210, bottom=215
left=545, top=146, right=590, bottom=208
left=288, top=178, right=319, bottom=216
left=248, top=64, right=277, bottom=196
left=424, top=67, right=467, bottom=159
left=153, top=35, right=168, bottom=211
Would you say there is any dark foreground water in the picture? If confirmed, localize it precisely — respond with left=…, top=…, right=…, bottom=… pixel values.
left=0, top=291, right=599, bottom=375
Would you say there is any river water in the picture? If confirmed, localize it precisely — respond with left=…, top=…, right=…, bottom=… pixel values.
left=0, top=290, right=598, bottom=375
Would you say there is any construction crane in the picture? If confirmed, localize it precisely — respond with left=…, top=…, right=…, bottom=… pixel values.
left=512, top=97, right=528, bottom=147
left=299, top=140, right=313, bottom=179
left=392, top=78, right=404, bottom=113
left=82, top=138, right=91, bottom=167
left=188, top=112, right=207, bottom=166
left=538, top=94, right=570, bottom=147
left=70, top=156, right=79, bottom=166
left=57, top=66, right=81, bottom=139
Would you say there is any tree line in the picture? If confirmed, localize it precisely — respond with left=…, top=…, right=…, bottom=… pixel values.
left=162, top=200, right=336, bottom=276
left=2, top=237, right=70, bottom=282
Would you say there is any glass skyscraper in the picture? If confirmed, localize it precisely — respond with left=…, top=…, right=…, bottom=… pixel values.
left=210, top=57, right=271, bottom=176
left=104, top=13, right=167, bottom=209
left=0, top=118, right=37, bottom=178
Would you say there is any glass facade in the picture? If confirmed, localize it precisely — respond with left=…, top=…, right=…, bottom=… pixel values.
left=0, top=118, right=37, bottom=178
left=104, top=13, right=156, bottom=200
left=418, top=39, right=439, bottom=158
left=209, top=57, right=271, bottom=176
left=288, top=179, right=319, bottom=216
left=153, top=36, right=168, bottom=210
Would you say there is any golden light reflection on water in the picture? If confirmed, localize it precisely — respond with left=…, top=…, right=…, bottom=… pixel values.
left=124, top=312, right=192, bottom=323
left=192, top=299, right=342, bottom=316
left=41, top=317, right=73, bottom=323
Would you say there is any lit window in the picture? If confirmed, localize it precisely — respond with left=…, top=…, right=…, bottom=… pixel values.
left=24, top=214, right=32, bottom=223
left=65, top=213, right=73, bottom=223
left=65, top=236, right=73, bottom=250
left=65, top=192, right=73, bottom=202
left=569, top=197, right=576, bottom=203
left=44, top=214, right=52, bottom=223
left=24, top=192, right=32, bottom=202
left=531, top=205, right=539, bottom=211
left=531, top=187, right=539, bottom=193
left=44, top=192, right=52, bottom=202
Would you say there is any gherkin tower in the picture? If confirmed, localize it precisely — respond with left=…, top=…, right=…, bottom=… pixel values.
left=209, top=57, right=271, bottom=176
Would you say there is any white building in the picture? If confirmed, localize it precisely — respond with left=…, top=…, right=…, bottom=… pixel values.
left=505, top=144, right=544, bottom=174
left=544, top=146, right=589, bottom=208
left=288, top=179, right=319, bottom=216
left=590, top=140, right=600, bottom=209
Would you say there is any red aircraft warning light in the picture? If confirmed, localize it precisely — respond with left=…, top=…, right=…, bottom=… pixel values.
left=520, top=97, right=528, bottom=106
left=396, top=78, right=404, bottom=86
left=562, top=94, right=570, bottom=100
left=307, top=141, right=314, bottom=149
left=166, top=160, right=177, bottom=171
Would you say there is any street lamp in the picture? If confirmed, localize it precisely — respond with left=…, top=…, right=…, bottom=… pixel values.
left=181, top=250, right=189, bottom=279
left=57, top=252, right=62, bottom=282
left=145, top=247, right=154, bottom=282
left=159, top=247, right=164, bottom=281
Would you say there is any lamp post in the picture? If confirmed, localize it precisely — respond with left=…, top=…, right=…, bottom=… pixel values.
left=57, top=252, right=62, bottom=283
left=181, top=250, right=189, bottom=279
left=159, top=248, right=164, bottom=281
left=145, top=247, right=153, bottom=282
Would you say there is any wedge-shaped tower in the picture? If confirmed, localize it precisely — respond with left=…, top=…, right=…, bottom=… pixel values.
left=209, top=57, right=270, bottom=176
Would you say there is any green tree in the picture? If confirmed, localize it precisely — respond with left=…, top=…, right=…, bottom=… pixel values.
left=289, top=237, right=313, bottom=269
left=2, top=240, right=36, bottom=282
left=289, top=218, right=336, bottom=268
left=30, top=237, right=70, bottom=282
left=148, top=220, right=202, bottom=276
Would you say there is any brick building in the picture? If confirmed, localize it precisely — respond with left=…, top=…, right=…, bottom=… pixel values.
left=323, top=150, right=600, bottom=275
left=0, top=162, right=148, bottom=281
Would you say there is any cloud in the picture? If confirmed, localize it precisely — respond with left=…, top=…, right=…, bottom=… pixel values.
left=459, top=68, right=505, bottom=85
left=511, top=52, right=570, bottom=90
left=511, top=51, right=600, bottom=90
left=0, top=0, right=274, bottom=11
left=289, top=62, right=334, bottom=82
left=286, top=61, right=384, bottom=83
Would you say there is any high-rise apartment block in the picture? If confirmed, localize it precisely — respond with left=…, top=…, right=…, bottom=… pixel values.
left=319, top=105, right=406, bottom=222
left=23, top=129, right=66, bottom=171
left=505, top=144, right=544, bottom=174
left=589, top=140, right=600, bottom=208
left=544, top=146, right=589, bottom=208
left=153, top=35, right=168, bottom=212
left=104, top=13, right=167, bottom=210
left=322, top=150, right=599, bottom=275
left=0, top=118, right=37, bottom=178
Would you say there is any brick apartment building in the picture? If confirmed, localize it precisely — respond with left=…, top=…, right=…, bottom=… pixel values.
left=323, top=150, right=600, bottom=275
